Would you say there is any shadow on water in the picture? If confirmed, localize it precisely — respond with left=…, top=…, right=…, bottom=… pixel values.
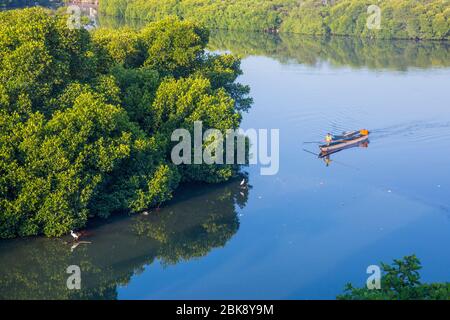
left=0, top=178, right=250, bottom=299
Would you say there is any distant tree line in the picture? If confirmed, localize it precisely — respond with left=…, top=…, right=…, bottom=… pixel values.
left=0, top=7, right=251, bottom=238
left=99, top=0, right=450, bottom=40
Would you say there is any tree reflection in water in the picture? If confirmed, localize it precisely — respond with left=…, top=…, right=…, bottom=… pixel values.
left=0, top=178, right=250, bottom=299
left=207, top=30, right=450, bottom=71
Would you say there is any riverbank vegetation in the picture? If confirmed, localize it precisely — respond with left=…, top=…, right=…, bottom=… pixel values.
left=0, top=8, right=251, bottom=238
left=338, top=255, right=450, bottom=300
left=99, top=0, right=450, bottom=40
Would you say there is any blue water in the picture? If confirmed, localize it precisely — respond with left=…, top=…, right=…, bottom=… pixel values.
left=116, top=56, right=450, bottom=299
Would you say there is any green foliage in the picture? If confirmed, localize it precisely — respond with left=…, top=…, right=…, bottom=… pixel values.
left=140, top=17, right=209, bottom=77
left=151, top=76, right=242, bottom=183
left=284, top=0, right=450, bottom=40
left=100, top=0, right=295, bottom=32
left=91, top=27, right=147, bottom=69
left=338, top=255, right=450, bottom=300
left=99, top=0, right=450, bottom=40
left=0, top=92, right=134, bottom=237
left=0, top=8, right=251, bottom=238
left=130, top=164, right=181, bottom=211
left=0, top=8, right=97, bottom=116
left=281, top=0, right=330, bottom=35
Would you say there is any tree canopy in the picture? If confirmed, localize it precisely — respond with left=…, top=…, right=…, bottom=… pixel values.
left=0, top=8, right=251, bottom=238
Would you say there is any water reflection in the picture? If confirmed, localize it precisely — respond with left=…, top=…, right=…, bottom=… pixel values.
left=77, top=11, right=450, bottom=70
left=303, top=139, right=370, bottom=168
left=0, top=179, right=249, bottom=299
left=72, top=2, right=99, bottom=30
left=208, top=30, right=450, bottom=71
left=321, top=141, right=370, bottom=167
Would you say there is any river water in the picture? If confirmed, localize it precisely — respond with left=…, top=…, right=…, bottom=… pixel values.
left=0, top=9, right=449, bottom=299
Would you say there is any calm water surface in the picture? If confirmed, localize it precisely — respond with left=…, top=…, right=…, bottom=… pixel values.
left=0, top=11, right=449, bottom=299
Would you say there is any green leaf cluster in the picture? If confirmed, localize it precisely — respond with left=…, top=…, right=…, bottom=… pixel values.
left=338, top=255, right=450, bottom=300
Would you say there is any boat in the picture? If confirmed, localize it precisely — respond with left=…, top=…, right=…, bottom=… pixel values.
left=319, top=130, right=369, bottom=154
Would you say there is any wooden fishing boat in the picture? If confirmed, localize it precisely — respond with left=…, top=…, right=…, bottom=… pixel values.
left=319, top=130, right=369, bottom=153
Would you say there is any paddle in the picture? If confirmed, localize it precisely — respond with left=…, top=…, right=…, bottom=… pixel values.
left=302, top=148, right=320, bottom=156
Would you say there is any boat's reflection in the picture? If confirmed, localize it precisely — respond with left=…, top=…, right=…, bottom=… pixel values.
left=320, top=141, right=370, bottom=167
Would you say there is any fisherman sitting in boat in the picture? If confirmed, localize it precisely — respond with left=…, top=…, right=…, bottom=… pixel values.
left=325, top=133, right=333, bottom=145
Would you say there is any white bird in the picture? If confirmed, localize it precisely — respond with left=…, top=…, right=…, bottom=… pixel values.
left=240, top=179, right=246, bottom=186
left=70, top=230, right=80, bottom=241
